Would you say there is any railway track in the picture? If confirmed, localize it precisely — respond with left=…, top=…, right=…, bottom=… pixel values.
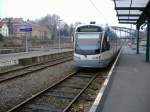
left=7, top=70, right=105, bottom=112
left=0, top=56, right=72, bottom=83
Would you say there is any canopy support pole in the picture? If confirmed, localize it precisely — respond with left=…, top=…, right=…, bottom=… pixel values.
left=146, top=18, right=150, bottom=62
left=136, top=26, right=140, bottom=54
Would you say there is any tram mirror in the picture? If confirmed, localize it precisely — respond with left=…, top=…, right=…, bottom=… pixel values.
left=107, top=36, right=110, bottom=42
left=72, top=36, right=74, bottom=42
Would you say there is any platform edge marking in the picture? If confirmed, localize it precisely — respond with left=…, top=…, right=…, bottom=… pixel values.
left=89, top=49, right=122, bottom=112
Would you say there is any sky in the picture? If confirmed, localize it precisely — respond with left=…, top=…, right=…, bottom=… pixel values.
left=0, top=0, right=133, bottom=28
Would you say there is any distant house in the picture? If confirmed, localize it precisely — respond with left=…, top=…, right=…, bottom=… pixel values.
left=1, top=18, right=26, bottom=37
left=10, top=18, right=28, bottom=37
left=11, top=19, right=52, bottom=39
left=0, top=23, right=9, bottom=37
left=27, top=21, right=52, bottom=39
left=1, top=18, right=52, bottom=39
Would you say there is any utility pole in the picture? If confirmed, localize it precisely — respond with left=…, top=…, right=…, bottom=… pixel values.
left=25, top=33, right=29, bottom=52
left=136, top=26, right=140, bottom=54
left=58, top=19, right=62, bottom=51
left=146, top=18, right=150, bottom=62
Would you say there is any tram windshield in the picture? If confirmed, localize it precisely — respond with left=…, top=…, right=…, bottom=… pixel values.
left=75, top=33, right=102, bottom=55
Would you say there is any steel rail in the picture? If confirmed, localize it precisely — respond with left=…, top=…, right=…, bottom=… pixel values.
left=63, top=72, right=98, bottom=112
left=89, top=48, right=122, bottom=112
left=0, top=55, right=72, bottom=75
left=7, top=71, right=99, bottom=112
left=7, top=70, right=78, bottom=112
left=0, top=57, right=72, bottom=83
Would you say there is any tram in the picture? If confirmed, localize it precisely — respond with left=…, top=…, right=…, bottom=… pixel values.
left=73, top=22, right=121, bottom=68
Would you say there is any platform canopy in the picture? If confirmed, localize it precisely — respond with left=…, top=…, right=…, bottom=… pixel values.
left=113, top=0, right=150, bottom=62
left=113, top=0, right=150, bottom=27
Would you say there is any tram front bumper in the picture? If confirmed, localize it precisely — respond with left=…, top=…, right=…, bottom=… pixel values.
left=74, top=59, right=110, bottom=68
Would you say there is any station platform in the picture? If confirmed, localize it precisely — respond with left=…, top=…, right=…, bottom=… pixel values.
left=99, top=46, right=150, bottom=112
left=0, top=49, right=73, bottom=67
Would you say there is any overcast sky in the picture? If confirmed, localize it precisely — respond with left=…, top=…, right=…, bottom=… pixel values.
left=0, top=0, right=133, bottom=28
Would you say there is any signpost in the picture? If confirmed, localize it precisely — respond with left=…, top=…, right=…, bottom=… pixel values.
left=19, top=27, right=32, bottom=52
left=20, top=28, right=32, bottom=32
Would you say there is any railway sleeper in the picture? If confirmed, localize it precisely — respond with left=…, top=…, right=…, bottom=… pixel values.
left=42, top=93, right=75, bottom=99
left=24, top=104, right=62, bottom=112
left=62, top=80, right=89, bottom=85
left=74, top=75, right=93, bottom=78
left=47, top=90, right=79, bottom=95
left=79, top=96, right=95, bottom=101
left=58, top=85, right=85, bottom=89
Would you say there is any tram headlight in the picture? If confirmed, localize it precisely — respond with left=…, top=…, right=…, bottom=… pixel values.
left=92, top=56, right=99, bottom=59
left=74, top=56, right=81, bottom=59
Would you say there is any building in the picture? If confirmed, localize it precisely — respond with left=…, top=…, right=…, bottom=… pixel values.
left=1, top=18, right=25, bottom=37
left=0, top=23, right=9, bottom=37
left=8, top=19, right=52, bottom=39
left=27, top=21, right=51, bottom=39
left=1, top=18, right=51, bottom=39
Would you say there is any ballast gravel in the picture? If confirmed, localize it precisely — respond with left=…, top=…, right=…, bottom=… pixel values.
left=0, top=60, right=76, bottom=112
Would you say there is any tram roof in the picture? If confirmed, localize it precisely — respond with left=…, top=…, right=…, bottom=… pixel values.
left=113, top=0, right=150, bottom=28
left=76, top=23, right=105, bottom=28
left=75, top=23, right=112, bottom=30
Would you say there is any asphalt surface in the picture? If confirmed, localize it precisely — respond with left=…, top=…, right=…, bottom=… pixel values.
left=0, top=49, right=73, bottom=61
left=100, top=46, right=150, bottom=112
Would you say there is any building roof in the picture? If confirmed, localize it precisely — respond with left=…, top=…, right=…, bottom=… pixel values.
left=0, top=22, right=7, bottom=28
left=0, top=22, right=3, bottom=28
left=113, top=0, right=150, bottom=27
left=1, top=18, right=23, bottom=23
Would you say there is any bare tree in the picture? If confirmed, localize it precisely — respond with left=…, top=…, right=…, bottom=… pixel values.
left=37, top=14, right=61, bottom=40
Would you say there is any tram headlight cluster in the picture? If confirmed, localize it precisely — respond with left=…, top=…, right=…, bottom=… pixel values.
left=92, top=56, right=99, bottom=60
left=74, top=56, right=81, bottom=59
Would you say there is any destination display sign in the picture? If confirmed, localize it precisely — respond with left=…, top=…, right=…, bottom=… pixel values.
left=77, top=26, right=102, bottom=32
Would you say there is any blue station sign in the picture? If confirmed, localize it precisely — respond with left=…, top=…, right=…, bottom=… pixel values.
left=20, top=27, right=32, bottom=32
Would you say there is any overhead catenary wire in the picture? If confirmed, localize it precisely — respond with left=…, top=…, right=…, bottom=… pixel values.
left=88, top=0, right=109, bottom=24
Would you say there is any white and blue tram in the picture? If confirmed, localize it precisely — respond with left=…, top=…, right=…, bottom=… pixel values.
left=73, top=23, right=121, bottom=68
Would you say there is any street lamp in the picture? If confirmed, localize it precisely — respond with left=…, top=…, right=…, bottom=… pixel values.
left=58, top=19, right=62, bottom=51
